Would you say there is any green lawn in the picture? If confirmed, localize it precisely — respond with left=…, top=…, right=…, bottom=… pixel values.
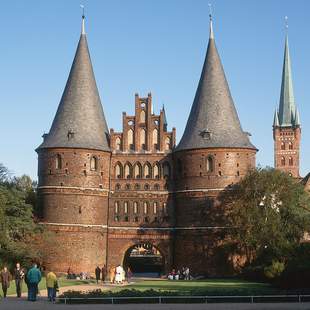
left=3, top=277, right=91, bottom=297
left=121, top=279, right=283, bottom=296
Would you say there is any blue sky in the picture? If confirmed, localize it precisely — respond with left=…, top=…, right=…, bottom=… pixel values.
left=0, top=0, right=309, bottom=180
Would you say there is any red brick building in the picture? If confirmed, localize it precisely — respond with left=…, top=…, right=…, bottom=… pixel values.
left=36, top=16, right=258, bottom=275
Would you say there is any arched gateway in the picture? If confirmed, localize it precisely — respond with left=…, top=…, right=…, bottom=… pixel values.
left=123, top=243, right=164, bottom=276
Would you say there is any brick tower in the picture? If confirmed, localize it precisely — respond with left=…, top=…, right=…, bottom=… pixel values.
left=36, top=16, right=111, bottom=272
left=173, top=16, right=257, bottom=275
left=273, top=32, right=301, bottom=178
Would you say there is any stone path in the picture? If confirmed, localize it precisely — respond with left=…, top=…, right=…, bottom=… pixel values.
left=1, top=297, right=310, bottom=310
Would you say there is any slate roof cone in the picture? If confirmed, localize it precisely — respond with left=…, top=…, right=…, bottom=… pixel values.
left=277, top=33, right=300, bottom=128
left=37, top=15, right=110, bottom=152
left=176, top=15, right=256, bottom=151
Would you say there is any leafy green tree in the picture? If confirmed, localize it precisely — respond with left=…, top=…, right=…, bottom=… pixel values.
left=219, top=167, right=310, bottom=265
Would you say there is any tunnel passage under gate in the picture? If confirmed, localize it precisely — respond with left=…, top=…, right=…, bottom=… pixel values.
left=123, top=242, right=164, bottom=276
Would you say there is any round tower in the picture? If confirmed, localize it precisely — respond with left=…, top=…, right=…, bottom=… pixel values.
left=36, top=16, right=111, bottom=273
left=173, top=16, right=257, bottom=275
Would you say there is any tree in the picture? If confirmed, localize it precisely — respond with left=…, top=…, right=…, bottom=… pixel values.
left=219, top=167, right=310, bottom=266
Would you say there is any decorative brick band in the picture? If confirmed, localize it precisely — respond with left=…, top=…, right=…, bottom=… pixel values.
left=40, top=222, right=108, bottom=228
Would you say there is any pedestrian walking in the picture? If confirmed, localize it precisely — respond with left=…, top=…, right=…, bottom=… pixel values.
left=0, top=266, right=12, bottom=298
left=101, top=265, right=106, bottom=283
left=95, top=266, right=101, bottom=284
left=14, top=262, right=25, bottom=298
left=126, top=267, right=133, bottom=283
left=26, top=263, right=42, bottom=301
left=46, top=271, right=58, bottom=302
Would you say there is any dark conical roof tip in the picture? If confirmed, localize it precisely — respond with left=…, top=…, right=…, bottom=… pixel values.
left=176, top=18, right=256, bottom=152
left=37, top=17, right=110, bottom=152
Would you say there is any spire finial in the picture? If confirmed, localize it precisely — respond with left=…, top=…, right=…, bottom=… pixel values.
left=80, top=4, right=85, bottom=35
left=208, top=3, right=214, bottom=39
left=285, top=16, right=288, bottom=30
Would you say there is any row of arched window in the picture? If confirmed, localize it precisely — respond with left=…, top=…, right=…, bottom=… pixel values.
left=55, top=155, right=98, bottom=171
left=115, top=183, right=162, bottom=191
left=115, top=162, right=171, bottom=179
left=281, top=156, right=294, bottom=166
left=115, top=130, right=171, bottom=151
left=280, top=142, right=294, bottom=150
left=114, top=201, right=167, bottom=215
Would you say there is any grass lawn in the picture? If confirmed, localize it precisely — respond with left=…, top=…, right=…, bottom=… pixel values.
left=120, top=278, right=283, bottom=296
left=3, top=277, right=92, bottom=297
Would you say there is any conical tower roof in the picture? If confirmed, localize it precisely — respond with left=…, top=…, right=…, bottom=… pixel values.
left=176, top=17, right=255, bottom=152
left=37, top=16, right=110, bottom=152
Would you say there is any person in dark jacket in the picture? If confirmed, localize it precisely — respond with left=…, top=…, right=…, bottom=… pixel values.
left=101, top=265, right=106, bottom=283
left=26, top=263, right=42, bottom=301
left=95, top=266, right=101, bottom=284
left=14, top=262, right=25, bottom=298
left=0, top=266, right=12, bottom=298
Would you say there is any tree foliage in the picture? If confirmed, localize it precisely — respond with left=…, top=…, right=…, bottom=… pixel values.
left=219, top=167, right=310, bottom=265
left=0, top=165, right=41, bottom=267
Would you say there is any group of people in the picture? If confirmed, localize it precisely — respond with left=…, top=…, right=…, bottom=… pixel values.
left=168, top=267, right=190, bottom=280
left=109, top=265, right=133, bottom=284
left=0, top=262, right=59, bottom=303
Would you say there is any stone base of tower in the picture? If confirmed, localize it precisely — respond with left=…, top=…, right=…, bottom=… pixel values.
left=41, top=224, right=107, bottom=274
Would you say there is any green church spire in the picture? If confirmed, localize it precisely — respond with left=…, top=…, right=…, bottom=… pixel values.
left=278, top=32, right=298, bottom=127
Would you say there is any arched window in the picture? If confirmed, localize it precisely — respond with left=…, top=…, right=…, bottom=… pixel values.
left=115, top=137, right=121, bottom=151
left=115, top=183, right=121, bottom=190
left=115, top=163, right=122, bottom=179
left=289, top=142, right=293, bottom=150
left=128, top=129, right=134, bottom=150
left=124, top=163, right=132, bottom=179
left=124, top=202, right=129, bottom=214
left=134, top=183, right=140, bottom=190
left=153, top=202, right=158, bottom=214
left=140, top=110, right=146, bottom=123
left=133, top=202, right=138, bottom=214
left=153, top=163, right=160, bottom=179
left=281, top=142, right=285, bottom=150
left=56, top=154, right=62, bottom=170
left=90, top=156, right=98, bottom=171
left=134, top=163, right=142, bottom=179
left=153, top=129, right=159, bottom=150
left=154, top=184, right=160, bottom=190
left=289, top=157, right=293, bottom=166
left=140, top=129, right=146, bottom=150
left=163, top=202, right=167, bottom=214
left=206, top=156, right=214, bottom=173
left=114, top=202, right=119, bottom=214
left=144, top=184, right=150, bottom=190
left=143, top=202, right=148, bottom=214
left=281, top=157, right=285, bottom=166
left=144, top=163, right=152, bottom=178
left=163, top=162, right=171, bottom=179
left=165, top=137, right=171, bottom=151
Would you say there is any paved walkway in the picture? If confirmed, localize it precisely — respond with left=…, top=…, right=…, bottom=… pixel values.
left=0, top=298, right=310, bottom=310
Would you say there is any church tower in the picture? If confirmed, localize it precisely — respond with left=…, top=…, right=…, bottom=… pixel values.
left=273, top=29, right=301, bottom=178
left=36, top=15, right=111, bottom=272
left=173, top=15, right=257, bottom=274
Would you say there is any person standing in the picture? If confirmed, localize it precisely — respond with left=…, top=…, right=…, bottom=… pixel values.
left=101, top=265, right=106, bottom=283
left=95, top=266, right=101, bottom=284
left=0, top=266, right=12, bottom=298
left=14, top=263, right=25, bottom=298
left=126, top=267, right=133, bottom=283
left=46, top=271, right=58, bottom=302
left=109, top=266, right=115, bottom=284
left=26, top=263, right=42, bottom=301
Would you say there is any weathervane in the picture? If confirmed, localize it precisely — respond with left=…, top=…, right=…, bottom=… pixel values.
left=80, top=4, right=85, bottom=18
left=208, top=3, right=212, bottom=20
left=285, top=16, right=288, bottom=31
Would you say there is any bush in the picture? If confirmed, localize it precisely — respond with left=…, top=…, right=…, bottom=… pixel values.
left=264, top=261, right=285, bottom=279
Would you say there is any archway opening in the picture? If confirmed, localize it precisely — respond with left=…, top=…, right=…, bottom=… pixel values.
left=123, top=242, right=164, bottom=277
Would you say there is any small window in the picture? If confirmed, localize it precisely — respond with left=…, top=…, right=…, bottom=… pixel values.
left=124, top=202, right=129, bottom=214
left=134, top=216, right=139, bottom=222
left=90, top=156, right=98, bottom=171
left=163, top=203, right=167, bottom=214
left=115, top=163, right=122, bottom=179
left=134, top=202, right=138, bottom=214
left=281, top=142, right=285, bottom=150
left=143, top=202, right=148, bottom=214
left=153, top=202, right=158, bottom=214
left=114, top=202, right=119, bottom=214
left=163, top=162, right=171, bottom=179
left=78, top=206, right=82, bottom=214
left=281, top=157, right=286, bottom=166
left=115, top=137, right=121, bottom=151
left=289, top=157, right=293, bottom=166
left=154, top=184, right=160, bottom=191
left=140, top=110, right=146, bottom=123
left=56, top=154, right=62, bottom=170
left=165, top=137, right=171, bottom=151
left=144, top=184, right=150, bottom=190
left=114, top=216, right=120, bottom=222
left=289, top=142, right=293, bottom=150
left=144, top=216, right=149, bottom=223
left=134, top=183, right=140, bottom=190
left=115, top=183, right=121, bottom=190
left=125, top=184, right=131, bottom=190
left=124, top=216, right=129, bottom=222
left=206, top=156, right=213, bottom=172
